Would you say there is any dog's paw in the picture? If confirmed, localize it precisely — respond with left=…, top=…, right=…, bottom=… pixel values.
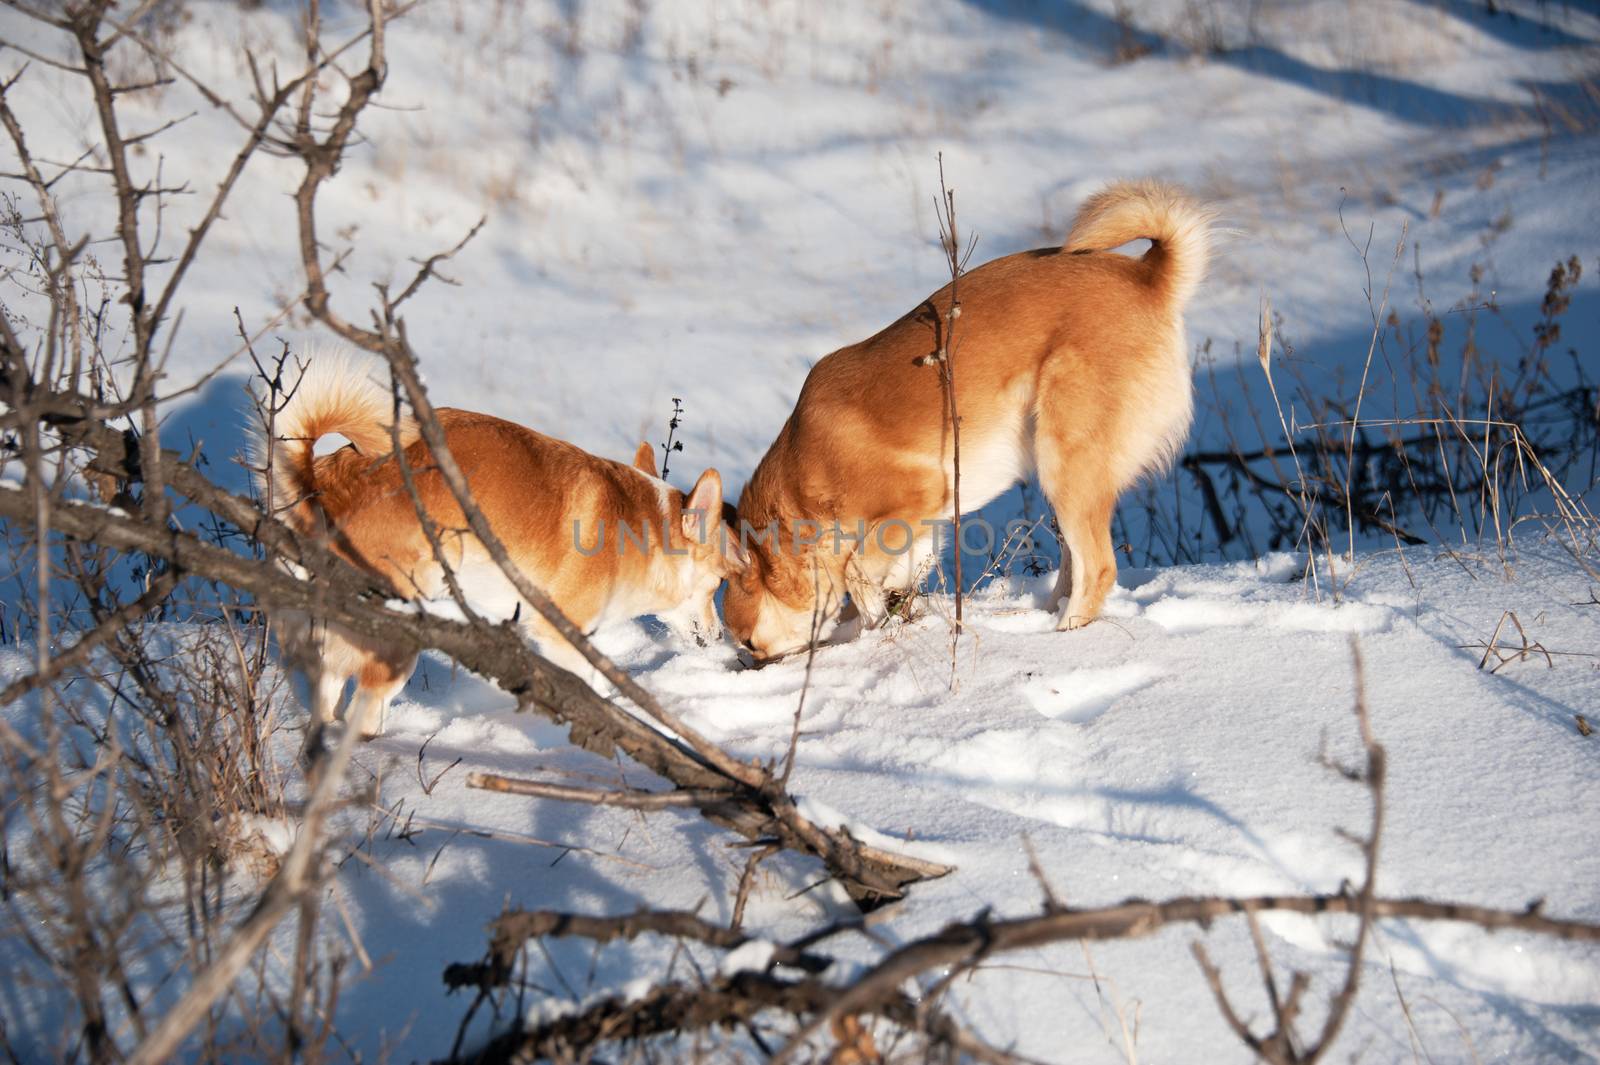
left=1055, top=605, right=1093, bottom=631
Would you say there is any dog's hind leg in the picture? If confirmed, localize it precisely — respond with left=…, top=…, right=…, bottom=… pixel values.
left=1035, top=387, right=1119, bottom=631
left=274, top=611, right=344, bottom=726
left=1051, top=487, right=1117, bottom=630
left=310, top=666, right=346, bottom=727
left=348, top=652, right=416, bottom=739
left=294, top=658, right=348, bottom=763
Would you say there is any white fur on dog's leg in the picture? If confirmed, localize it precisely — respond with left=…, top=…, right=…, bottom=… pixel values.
left=1047, top=531, right=1074, bottom=612
left=351, top=696, right=385, bottom=739
left=1055, top=601, right=1091, bottom=631
left=1051, top=560, right=1072, bottom=613
left=348, top=674, right=405, bottom=739
left=848, top=584, right=889, bottom=630
left=830, top=610, right=865, bottom=644
left=1054, top=543, right=1090, bottom=631
left=311, top=669, right=344, bottom=726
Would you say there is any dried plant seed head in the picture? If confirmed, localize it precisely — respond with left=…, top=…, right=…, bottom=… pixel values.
left=1257, top=291, right=1274, bottom=380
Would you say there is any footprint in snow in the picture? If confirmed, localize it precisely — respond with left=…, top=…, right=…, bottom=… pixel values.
left=1022, top=662, right=1162, bottom=723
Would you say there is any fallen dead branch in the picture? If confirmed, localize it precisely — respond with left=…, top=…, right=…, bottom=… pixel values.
left=466, top=772, right=733, bottom=810
left=441, top=889, right=1600, bottom=1064
left=441, top=644, right=1600, bottom=1064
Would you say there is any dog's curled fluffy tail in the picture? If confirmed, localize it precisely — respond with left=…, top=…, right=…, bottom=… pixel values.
left=1064, top=180, right=1216, bottom=306
left=249, top=347, right=419, bottom=531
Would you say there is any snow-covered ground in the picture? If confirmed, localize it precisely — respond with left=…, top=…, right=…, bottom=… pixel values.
left=343, top=544, right=1600, bottom=1062
left=2, top=0, right=1599, bottom=1060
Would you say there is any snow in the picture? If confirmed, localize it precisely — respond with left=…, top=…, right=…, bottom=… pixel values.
left=323, top=544, right=1600, bottom=1062
left=384, top=596, right=475, bottom=623
left=235, top=815, right=299, bottom=858
left=1, top=0, right=1598, bottom=1060
left=720, top=939, right=778, bottom=977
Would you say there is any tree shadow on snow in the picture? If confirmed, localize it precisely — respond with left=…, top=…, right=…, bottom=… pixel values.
left=959, top=0, right=1598, bottom=129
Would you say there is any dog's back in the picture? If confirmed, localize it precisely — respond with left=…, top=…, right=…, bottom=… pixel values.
left=307, top=408, right=667, bottom=625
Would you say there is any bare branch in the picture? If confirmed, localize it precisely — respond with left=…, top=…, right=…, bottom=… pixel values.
left=0, top=568, right=178, bottom=708
left=448, top=887, right=1600, bottom=1064
left=465, top=772, right=732, bottom=810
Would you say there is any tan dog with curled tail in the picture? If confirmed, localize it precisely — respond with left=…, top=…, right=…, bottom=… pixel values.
left=253, top=349, right=747, bottom=736
left=724, top=180, right=1216, bottom=663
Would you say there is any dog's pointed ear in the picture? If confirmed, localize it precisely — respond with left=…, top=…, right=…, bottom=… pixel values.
left=710, top=494, right=749, bottom=573
left=720, top=496, right=751, bottom=573
left=683, top=468, right=722, bottom=541
left=724, top=525, right=751, bottom=574
left=633, top=441, right=657, bottom=477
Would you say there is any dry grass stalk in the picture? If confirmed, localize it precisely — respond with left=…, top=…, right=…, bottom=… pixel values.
left=1177, top=243, right=1596, bottom=591
left=915, top=153, right=978, bottom=680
